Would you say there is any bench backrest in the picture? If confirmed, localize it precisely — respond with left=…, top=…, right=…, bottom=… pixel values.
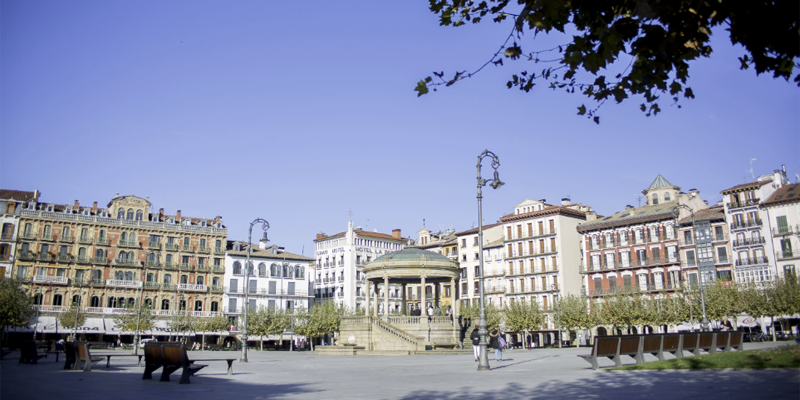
left=618, top=336, right=640, bottom=355
left=682, top=332, right=699, bottom=349
left=729, top=331, right=743, bottom=346
left=642, top=336, right=662, bottom=352
left=162, top=345, right=186, bottom=368
left=715, top=332, right=730, bottom=348
left=595, top=337, right=619, bottom=357
left=698, top=332, right=714, bottom=348
left=75, top=342, right=89, bottom=359
left=662, top=334, right=681, bottom=351
left=144, top=344, right=163, bottom=366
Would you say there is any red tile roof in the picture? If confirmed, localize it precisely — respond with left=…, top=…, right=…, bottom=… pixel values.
left=500, top=205, right=587, bottom=223
left=0, top=189, right=35, bottom=202
left=761, top=183, right=800, bottom=208
left=721, top=179, right=772, bottom=194
left=315, top=229, right=409, bottom=242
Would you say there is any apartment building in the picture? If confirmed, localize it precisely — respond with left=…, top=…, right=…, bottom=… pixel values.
left=760, top=182, right=800, bottom=279
left=415, top=225, right=458, bottom=308
left=676, top=206, right=733, bottom=285
left=578, top=176, right=707, bottom=299
left=453, top=223, right=503, bottom=306
left=501, top=198, right=588, bottom=311
left=1, top=190, right=35, bottom=277
left=721, top=168, right=789, bottom=284
left=9, top=191, right=227, bottom=338
left=313, top=221, right=407, bottom=312
left=223, top=240, right=313, bottom=327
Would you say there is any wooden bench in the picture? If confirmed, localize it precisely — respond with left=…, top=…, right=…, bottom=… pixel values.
left=728, top=331, right=744, bottom=351
left=578, top=336, right=620, bottom=370
left=714, top=332, right=730, bottom=353
left=18, top=341, right=47, bottom=364
left=641, top=335, right=665, bottom=361
left=618, top=336, right=643, bottom=365
left=187, top=346, right=236, bottom=376
left=143, top=343, right=235, bottom=384
left=74, top=342, right=105, bottom=372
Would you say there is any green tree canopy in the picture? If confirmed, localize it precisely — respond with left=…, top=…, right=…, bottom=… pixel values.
left=58, top=303, right=87, bottom=331
left=461, top=302, right=501, bottom=331
left=0, top=277, right=34, bottom=331
left=502, top=297, right=544, bottom=334
left=293, top=301, right=351, bottom=349
left=557, top=294, right=596, bottom=340
left=245, top=306, right=290, bottom=338
left=417, top=0, right=799, bottom=123
left=197, top=314, right=230, bottom=334
left=112, top=303, right=155, bottom=333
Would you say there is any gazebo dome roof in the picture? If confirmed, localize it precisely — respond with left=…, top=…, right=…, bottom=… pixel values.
left=373, top=245, right=451, bottom=263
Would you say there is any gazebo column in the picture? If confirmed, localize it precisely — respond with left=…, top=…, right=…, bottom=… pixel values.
left=373, top=281, right=379, bottom=317
left=435, top=282, right=440, bottom=309
left=401, top=283, right=407, bottom=315
left=420, top=276, right=426, bottom=309
left=365, top=280, right=371, bottom=318
left=383, top=275, right=390, bottom=321
left=453, top=278, right=460, bottom=318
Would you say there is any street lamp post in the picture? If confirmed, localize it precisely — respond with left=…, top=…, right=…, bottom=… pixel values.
left=133, top=263, right=147, bottom=355
left=241, top=218, right=270, bottom=363
left=673, top=205, right=709, bottom=331
left=476, top=150, right=504, bottom=371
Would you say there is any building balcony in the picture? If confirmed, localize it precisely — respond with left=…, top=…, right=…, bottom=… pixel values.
left=178, top=283, right=208, bottom=292
left=162, top=283, right=176, bottom=290
left=21, top=231, right=37, bottom=240
left=1, top=232, right=15, bottom=241
left=212, top=266, right=224, bottom=274
left=147, top=241, right=161, bottom=249
left=179, top=263, right=194, bottom=271
left=90, top=279, right=105, bottom=288
left=95, top=238, right=111, bottom=246
left=144, top=281, right=160, bottom=289
left=777, top=251, right=800, bottom=261
left=211, top=285, right=224, bottom=293
left=58, top=235, right=75, bottom=243
left=145, top=260, right=161, bottom=268
left=773, top=226, right=798, bottom=237
left=118, top=239, right=140, bottom=248
left=197, top=246, right=210, bottom=253
left=507, top=229, right=558, bottom=241
left=93, top=256, right=109, bottom=265
left=732, top=237, right=766, bottom=247
left=113, top=259, right=141, bottom=267
left=735, top=256, right=769, bottom=266
left=77, top=235, right=93, bottom=244
left=32, top=275, right=68, bottom=285
left=730, top=219, right=762, bottom=230
left=214, top=247, right=225, bottom=254
left=39, top=232, right=55, bottom=241
left=165, top=243, right=179, bottom=251
left=163, top=262, right=178, bottom=270
left=37, top=253, right=53, bottom=262
left=106, top=279, right=143, bottom=288
left=0, top=255, right=13, bottom=263
left=504, top=246, right=558, bottom=260
left=18, top=251, right=36, bottom=261
left=196, top=264, right=210, bottom=272
left=727, top=199, right=760, bottom=210
left=181, top=245, right=193, bottom=252
left=55, top=254, right=73, bottom=263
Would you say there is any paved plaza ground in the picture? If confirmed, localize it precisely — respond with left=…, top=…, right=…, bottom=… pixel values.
left=2, top=341, right=798, bottom=400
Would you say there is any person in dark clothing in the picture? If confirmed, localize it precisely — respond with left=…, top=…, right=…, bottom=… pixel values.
left=489, top=328, right=503, bottom=361
left=470, top=327, right=480, bottom=361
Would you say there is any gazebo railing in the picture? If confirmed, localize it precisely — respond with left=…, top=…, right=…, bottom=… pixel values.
left=371, top=317, right=420, bottom=347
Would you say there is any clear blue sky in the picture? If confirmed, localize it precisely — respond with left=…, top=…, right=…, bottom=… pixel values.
left=2, top=1, right=798, bottom=256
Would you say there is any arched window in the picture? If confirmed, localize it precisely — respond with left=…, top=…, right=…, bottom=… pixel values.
left=148, top=252, right=157, bottom=264
left=270, top=264, right=279, bottom=277
left=652, top=193, right=659, bottom=205
left=125, top=271, right=133, bottom=280
left=78, top=247, right=87, bottom=257
left=194, top=301, right=203, bottom=311
left=283, top=264, right=290, bottom=278
left=72, top=295, right=81, bottom=305
left=23, top=223, right=32, bottom=236
left=258, top=263, right=266, bottom=276
left=179, top=300, right=186, bottom=310
left=33, top=293, right=43, bottom=305
left=118, top=252, right=127, bottom=262
left=108, top=297, right=117, bottom=308
left=295, top=266, right=304, bottom=279
left=180, top=275, right=188, bottom=284
left=95, top=248, right=104, bottom=258
left=121, top=232, right=128, bottom=243
left=128, top=297, right=135, bottom=306
left=52, top=294, right=62, bottom=306
left=62, top=226, right=70, bottom=239
left=664, top=192, right=671, bottom=202
left=136, top=210, right=143, bottom=221
left=118, top=209, right=125, bottom=219
left=146, top=273, right=155, bottom=282
left=197, top=276, right=204, bottom=285
left=115, top=271, right=124, bottom=280
left=127, top=209, right=134, bottom=220
left=210, top=301, right=218, bottom=312
left=143, top=298, right=152, bottom=309
left=161, top=299, right=170, bottom=310
left=92, top=270, right=102, bottom=281
left=212, top=277, right=219, bottom=286
left=80, top=227, right=88, bottom=240
left=163, top=274, right=172, bottom=284
left=91, top=296, right=100, bottom=307
left=99, top=230, right=106, bottom=240
left=166, top=254, right=173, bottom=264
left=43, top=225, right=52, bottom=238
left=247, top=262, right=254, bottom=275
left=233, top=261, right=242, bottom=275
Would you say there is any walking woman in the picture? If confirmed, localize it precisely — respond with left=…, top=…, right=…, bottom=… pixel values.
left=489, top=328, right=503, bottom=361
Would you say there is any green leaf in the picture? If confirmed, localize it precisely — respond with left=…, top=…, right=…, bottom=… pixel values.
left=577, top=105, right=587, bottom=115
left=415, top=80, right=429, bottom=97
left=593, top=116, right=600, bottom=124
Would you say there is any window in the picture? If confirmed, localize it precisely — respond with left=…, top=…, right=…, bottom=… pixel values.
left=163, top=274, right=172, bottom=283
left=271, top=264, right=279, bottom=277
left=210, top=301, right=218, bottom=312
left=53, top=294, right=63, bottom=306
left=91, top=296, right=100, bottom=307
left=664, top=192, right=670, bottom=201
left=717, top=247, right=728, bottom=263
left=777, top=216, right=789, bottom=234
left=136, top=210, right=143, bottom=221
left=652, top=193, right=658, bottom=205
left=258, top=263, right=266, bottom=276
left=686, top=250, right=696, bottom=266
left=162, top=299, right=170, bottom=310
left=233, top=261, right=242, bottom=275
left=118, top=209, right=125, bottom=219
left=194, top=301, right=203, bottom=311
left=229, top=279, right=238, bottom=292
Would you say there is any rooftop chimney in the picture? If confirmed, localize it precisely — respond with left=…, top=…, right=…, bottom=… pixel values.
left=33, top=190, right=40, bottom=203
left=316, top=233, right=326, bottom=240
left=626, top=205, right=634, bottom=211
left=392, top=229, right=401, bottom=239
left=73, top=200, right=79, bottom=210
left=586, top=211, right=597, bottom=222
left=561, top=198, right=570, bottom=206
left=176, top=210, right=181, bottom=221
left=92, top=201, right=98, bottom=214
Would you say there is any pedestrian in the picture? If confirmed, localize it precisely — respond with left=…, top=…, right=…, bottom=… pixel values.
left=427, top=305, right=434, bottom=318
left=720, top=316, right=733, bottom=331
left=470, top=327, right=480, bottom=362
left=489, top=328, right=504, bottom=361
left=116, top=338, right=121, bottom=348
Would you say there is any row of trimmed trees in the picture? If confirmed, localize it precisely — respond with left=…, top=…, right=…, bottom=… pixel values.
left=458, top=276, right=799, bottom=347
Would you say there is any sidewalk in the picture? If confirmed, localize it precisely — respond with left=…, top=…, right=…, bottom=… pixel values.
left=2, top=342, right=797, bottom=400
